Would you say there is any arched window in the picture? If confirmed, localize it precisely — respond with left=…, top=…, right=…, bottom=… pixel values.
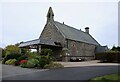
left=48, top=13, right=50, bottom=18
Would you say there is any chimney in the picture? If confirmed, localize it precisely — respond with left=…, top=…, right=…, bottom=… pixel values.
left=85, top=27, right=89, bottom=34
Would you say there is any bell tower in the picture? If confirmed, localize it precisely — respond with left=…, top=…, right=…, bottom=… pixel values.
left=47, top=7, right=54, bottom=23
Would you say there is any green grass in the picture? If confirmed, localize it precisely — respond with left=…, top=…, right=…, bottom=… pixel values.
left=90, top=74, right=120, bottom=81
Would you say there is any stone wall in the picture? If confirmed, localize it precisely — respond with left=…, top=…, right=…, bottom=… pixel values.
left=40, top=21, right=66, bottom=46
left=67, top=39, right=96, bottom=60
left=40, top=21, right=66, bottom=60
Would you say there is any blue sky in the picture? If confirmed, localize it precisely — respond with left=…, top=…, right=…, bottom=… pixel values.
left=0, top=0, right=119, bottom=48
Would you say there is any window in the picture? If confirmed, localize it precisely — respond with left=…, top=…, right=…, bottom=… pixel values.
left=48, top=13, right=50, bottom=18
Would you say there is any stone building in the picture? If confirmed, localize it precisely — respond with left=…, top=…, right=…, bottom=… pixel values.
left=19, top=7, right=107, bottom=61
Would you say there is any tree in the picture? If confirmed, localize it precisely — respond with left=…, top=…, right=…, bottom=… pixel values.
left=111, top=46, right=120, bottom=51
left=111, top=46, right=116, bottom=51
left=117, top=46, right=120, bottom=51
left=3, top=42, right=31, bottom=57
left=4, top=45, right=20, bottom=56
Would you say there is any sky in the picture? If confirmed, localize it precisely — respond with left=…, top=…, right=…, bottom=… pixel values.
left=0, top=0, right=119, bottom=49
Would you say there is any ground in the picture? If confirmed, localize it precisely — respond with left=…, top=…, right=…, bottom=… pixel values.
left=91, top=74, right=120, bottom=81
left=1, top=60, right=119, bottom=80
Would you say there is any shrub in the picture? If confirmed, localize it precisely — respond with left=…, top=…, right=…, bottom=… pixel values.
left=40, top=49, right=53, bottom=56
left=20, top=63, right=27, bottom=68
left=15, top=55, right=28, bottom=66
left=19, top=60, right=28, bottom=65
left=14, top=60, right=20, bottom=66
left=95, top=51, right=120, bottom=62
left=17, top=55, right=28, bottom=61
left=2, top=53, right=21, bottom=64
left=26, top=58, right=39, bottom=68
left=19, top=55, right=55, bottom=68
left=44, top=62, right=64, bottom=69
left=5, top=59, right=17, bottom=65
left=20, top=59, right=39, bottom=68
left=38, top=54, right=56, bottom=68
left=28, top=54, right=41, bottom=60
left=38, top=56, right=50, bottom=68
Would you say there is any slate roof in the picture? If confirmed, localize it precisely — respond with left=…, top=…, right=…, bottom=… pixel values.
left=95, top=46, right=108, bottom=53
left=19, top=38, right=61, bottom=47
left=19, top=39, right=40, bottom=47
left=54, top=21, right=100, bottom=46
left=19, top=21, right=100, bottom=47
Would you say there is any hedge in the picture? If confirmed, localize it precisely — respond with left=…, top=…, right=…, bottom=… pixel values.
left=95, top=51, right=120, bottom=62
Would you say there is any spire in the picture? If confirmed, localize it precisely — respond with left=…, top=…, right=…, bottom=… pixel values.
left=47, top=7, right=54, bottom=23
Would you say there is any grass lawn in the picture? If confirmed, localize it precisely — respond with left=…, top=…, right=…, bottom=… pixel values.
left=90, top=74, right=120, bottom=81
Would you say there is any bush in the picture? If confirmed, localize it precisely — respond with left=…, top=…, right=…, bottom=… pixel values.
left=38, top=56, right=50, bottom=68
left=20, top=59, right=39, bottom=68
left=44, top=62, right=64, bottom=69
left=2, top=53, right=21, bottom=64
left=17, top=55, right=28, bottom=61
left=26, top=58, right=39, bottom=68
left=19, top=60, right=28, bottom=65
left=95, top=51, right=120, bottom=62
left=28, top=53, right=41, bottom=60
left=14, top=60, right=20, bottom=66
left=20, top=63, right=27, bottom=68
left=19, top=55, right=55, bottom=68
left=5, top=59, right=17, bottom=65
left=15, top=56, right=28, bottom=66
left=38, top=55, right=56, bottom=68
left=40, top=49, right=53, bottom=56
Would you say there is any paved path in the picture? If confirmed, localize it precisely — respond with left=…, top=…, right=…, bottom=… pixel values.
left=2, top=64, right=47, bottom=78
left=58, top=60, right=119, bottom=67
left=2, top=61, right=119, bottom=80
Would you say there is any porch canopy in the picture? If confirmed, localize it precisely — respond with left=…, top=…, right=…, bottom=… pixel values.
left=19, top=38, right=62, bottom=51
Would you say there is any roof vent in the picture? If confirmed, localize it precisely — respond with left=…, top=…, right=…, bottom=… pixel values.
left=63, top=22, right=64, bottom=24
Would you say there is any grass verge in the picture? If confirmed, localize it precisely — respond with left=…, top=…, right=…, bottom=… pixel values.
left=90, top=74, right=120, bottom=81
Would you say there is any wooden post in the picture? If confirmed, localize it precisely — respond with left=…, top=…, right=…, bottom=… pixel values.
left=20, top=48, right=21, bottom=54
left=37, top=45, right=39, bottom=53
left=37, top=45, right=41, bottom=53
left=39, top=45, right=41, bottom=52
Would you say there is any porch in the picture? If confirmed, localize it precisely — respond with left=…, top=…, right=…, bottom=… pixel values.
left=19, top=39, right=63, bottom=61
